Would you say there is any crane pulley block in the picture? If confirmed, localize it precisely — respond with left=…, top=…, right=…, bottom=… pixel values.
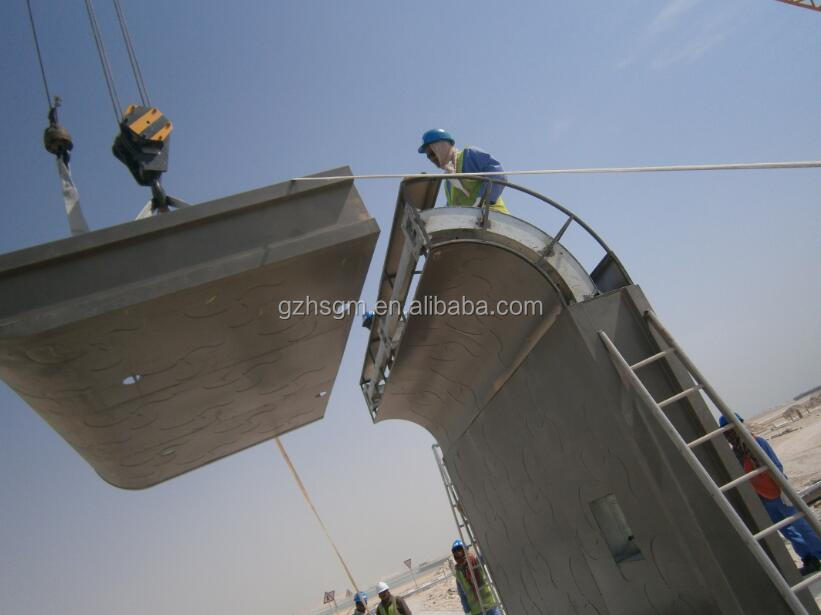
left=43, top=99, right=73, bottom=163
left=43, top=123, right=73, bottom=159
left=112, top=104, right=173, bottom=187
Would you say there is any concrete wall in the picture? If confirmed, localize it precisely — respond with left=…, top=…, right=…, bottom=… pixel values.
left=446, top=287, right=814, bottom=614
left=376, top=234, right=816, bottom=613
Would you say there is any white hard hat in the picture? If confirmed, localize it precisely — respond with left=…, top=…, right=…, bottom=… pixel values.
left=376, top=581, right=389, bottom=593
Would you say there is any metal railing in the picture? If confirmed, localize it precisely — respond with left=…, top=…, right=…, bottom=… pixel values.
left=401, top=174, right=631, bottom=282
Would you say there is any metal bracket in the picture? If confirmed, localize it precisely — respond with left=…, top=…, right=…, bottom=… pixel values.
left=477, top=184, right=492, bottom=229
left=541, top=215, right=574, bottom=259
left=401, top=201, right=431, bottom=254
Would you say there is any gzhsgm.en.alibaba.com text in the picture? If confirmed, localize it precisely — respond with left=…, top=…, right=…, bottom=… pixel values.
left=277, top=296, right=544, bottom=320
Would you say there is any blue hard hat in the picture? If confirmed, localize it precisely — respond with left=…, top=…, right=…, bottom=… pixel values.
left=418, top=129, right=455, bottom=153
left=362, top=310, right=375, bottom=330
left=718, top=413, right=744, bottom=427
left=354, top=592, right=368, bottom=605
left=451, top=539, right=465, bottom=552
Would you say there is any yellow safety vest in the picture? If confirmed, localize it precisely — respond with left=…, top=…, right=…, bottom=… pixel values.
left=376, top=598, right=399, bottom=615
left=456, top=565, right=496, bottom=615
left=444, top=149, right=509, bottom=214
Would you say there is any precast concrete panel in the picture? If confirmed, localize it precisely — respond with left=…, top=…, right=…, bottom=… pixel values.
left=443, top=289, right=812, bottom=614
left=361, top=179, right=816, bottom=614
left=0, top=168, right=379, bottom=488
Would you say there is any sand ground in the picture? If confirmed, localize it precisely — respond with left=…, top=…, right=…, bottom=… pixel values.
left=387, top=562, right=463, bottom=613
left=750, top=403, right=821, bottom=492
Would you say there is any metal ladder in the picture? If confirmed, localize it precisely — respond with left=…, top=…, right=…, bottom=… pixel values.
left=432, top=443, right=505, bottom=615
left=598, top=310, right=821, bottom=615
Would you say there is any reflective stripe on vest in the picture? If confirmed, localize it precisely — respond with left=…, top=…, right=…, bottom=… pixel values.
left=444, top=150, right=507, bottom=213
left=456, top=565, right=496, bottom=614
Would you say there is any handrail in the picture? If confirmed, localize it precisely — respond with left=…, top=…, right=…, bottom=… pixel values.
left=400, top=174, right=632, bottom=286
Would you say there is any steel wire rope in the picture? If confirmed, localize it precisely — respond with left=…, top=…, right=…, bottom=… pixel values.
left=84, top=0, right=122, bottom=123
left=112, top=0, right=150, bottom=107
left=292, top=160, right=821, bottom=182
left=25, top=0, right=53, bottom=108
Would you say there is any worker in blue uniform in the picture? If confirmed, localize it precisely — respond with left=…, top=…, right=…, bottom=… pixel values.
left=720, top=413, right=821, bottom=576
left=418, top=129, right=510, bottom=214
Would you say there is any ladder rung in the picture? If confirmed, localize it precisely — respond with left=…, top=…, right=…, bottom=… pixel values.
left=791, top=569, right=821, bottom=593
left=790, top=572, right=821, bottom=592
left=687, top=423, right=735, bottom=448
left=658, top=384, right=703, bottom=408
left=719, top=466, right=769, bottom=492
left=753, top=512, right=805, bottom=541
left=630, top=347, right=676, bottom=371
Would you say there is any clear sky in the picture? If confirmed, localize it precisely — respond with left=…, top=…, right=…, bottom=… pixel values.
left=1, top=2, right=819, bottom=614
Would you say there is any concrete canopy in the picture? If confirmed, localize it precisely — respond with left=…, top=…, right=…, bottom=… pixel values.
left=0, top=168, right=378, bottom=488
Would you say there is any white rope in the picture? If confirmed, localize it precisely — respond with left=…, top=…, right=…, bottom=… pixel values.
left=292, top=160, right=821, bottom=181
left=275, top=437, right=360, bottom=593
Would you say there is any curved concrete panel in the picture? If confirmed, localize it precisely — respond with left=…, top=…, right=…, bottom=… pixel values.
left=376, top=212, right=569, bottom=451
left=0, top=168, right=379, bottom=488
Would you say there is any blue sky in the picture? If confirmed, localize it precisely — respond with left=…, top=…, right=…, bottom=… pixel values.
left=1, top=2, right=819, bottom=614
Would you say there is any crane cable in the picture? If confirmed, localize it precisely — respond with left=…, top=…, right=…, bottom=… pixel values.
left=275, top=437, right=360, bottom=594
left=83, top=0, right=122, bottom=123
left=25, top=0, right=52, bottom=108
left=25, top=0, right=90, bottom=236
left=85, top=0, right=153, bottom=119
left=112, top=0, right=150, bottom=107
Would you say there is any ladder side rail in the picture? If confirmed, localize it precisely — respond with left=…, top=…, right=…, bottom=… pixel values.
left=644, top=311, right=821, bottom=540
left=431, top=444, right=497, bottom=615
left=433, top=444, right=470, bottom=545
left=457, top=512, right=505, bottom=615
left=441, top=456, right=494, bottom=615
left=449, top=489, right=505, bottom=615
left=598, top=331, right=810, bottom=614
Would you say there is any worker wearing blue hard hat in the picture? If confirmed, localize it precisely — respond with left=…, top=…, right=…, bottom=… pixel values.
left=418, top=129, right=510, bottom=215
left=719, top=412, right=821, bottom=576
left=352, top=591, right=372, bottom=614
left=450, top=539, right=501, bottom=615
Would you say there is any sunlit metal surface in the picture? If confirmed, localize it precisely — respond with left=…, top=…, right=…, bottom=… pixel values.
left=0, top=168, right=378, bottom=488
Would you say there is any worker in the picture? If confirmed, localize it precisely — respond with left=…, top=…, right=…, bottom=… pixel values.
left=374, top=581, right=412, bottom=615
left=352, top=591, right=373, bottom=614
left=720, top=413, right=821, bottom=576
left=451, top=539, right=501, bottom=615
left=418, top=129, right=510, bottom=214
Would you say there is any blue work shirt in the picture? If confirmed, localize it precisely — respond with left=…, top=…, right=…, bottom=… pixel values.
left=754, top=436, right=784, bottom=474
left=460, top=147, right=507, bottom=204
